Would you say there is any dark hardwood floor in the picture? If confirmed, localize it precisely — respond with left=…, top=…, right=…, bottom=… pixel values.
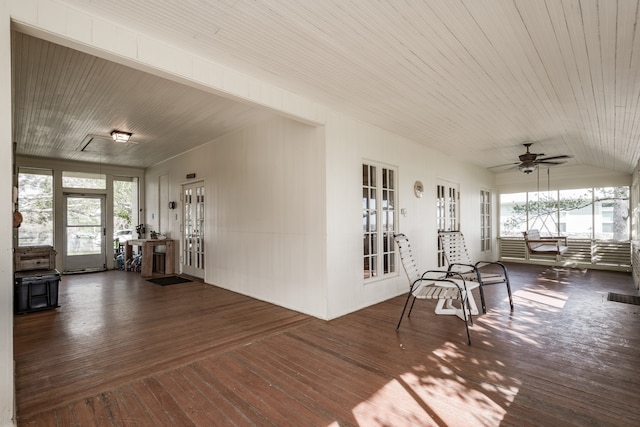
left=13, top=264, right=640, bottom=426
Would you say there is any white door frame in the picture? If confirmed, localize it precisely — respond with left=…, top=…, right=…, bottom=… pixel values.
left=181, top=181, right=205, bottom=278
left=63, top=193, right=106, bottom=273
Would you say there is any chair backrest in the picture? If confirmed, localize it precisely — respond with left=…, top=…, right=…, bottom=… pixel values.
left=438, top=231, right=473, bottom=268
left=523, top=229, right=542, bottom=249
left=394, top=234, right=421, bottom=285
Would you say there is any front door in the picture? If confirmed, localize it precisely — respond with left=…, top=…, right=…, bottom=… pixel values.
left=182, top=182, right=205, bottom=278
left=64, top=194, right=106, bottom=272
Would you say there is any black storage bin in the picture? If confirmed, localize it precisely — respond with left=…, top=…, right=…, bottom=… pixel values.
left=14, top=269, right=61, bottom=314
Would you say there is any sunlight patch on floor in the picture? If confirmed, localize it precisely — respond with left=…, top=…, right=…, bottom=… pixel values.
left=513, top=289, right=568, bottom=309
left=347, top=336, right=521, bottom=426
left=399, top=371, right=513, bottom=426
left=350, top=378, right=438, bottom=426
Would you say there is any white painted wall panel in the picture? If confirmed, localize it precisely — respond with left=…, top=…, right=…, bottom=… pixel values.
left=324, top=112, right=498, bottom=319
left=0, top=4, right=15, bottom=426
left=146, top=117, right=327, bottom=318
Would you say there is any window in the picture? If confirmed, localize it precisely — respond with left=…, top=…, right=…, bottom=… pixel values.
left=480, top=189, right=491, bottom=251
left=528, top=189, right=558, bottom=235
left=18, top=168, right=54, bottom=246
left=594, top=187, right=629, bottom=240
left=500, top=186, right=629, bottom=240
left=363, top=162, right=397, bottom=280
left=113, top=177, right=139, bottom=243
left=499, top=192, right=528, bottom=237
left=558, top=189, right=592, bottom=238
left=62, top=171, right=106, bottom=189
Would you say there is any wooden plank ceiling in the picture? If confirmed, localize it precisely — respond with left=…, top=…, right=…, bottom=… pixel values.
left=12, top=0, right=640, bottom=173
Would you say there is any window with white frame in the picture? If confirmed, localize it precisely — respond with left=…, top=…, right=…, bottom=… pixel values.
left=436, top=180, right=459, bottom=267
left=499, top=186, right=629, bottom=240
left=18, top=168, right=54, bottom=246
left=363, top=162, right=397, bottom=280
left=480, top=189, right=491, bottom=251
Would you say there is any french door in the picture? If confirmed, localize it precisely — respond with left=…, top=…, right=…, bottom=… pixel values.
left=182, top=182, right=205, bottom=278
left=64, top=194, right=106, bottom=272
left=437, top=180, right=459, bottom=267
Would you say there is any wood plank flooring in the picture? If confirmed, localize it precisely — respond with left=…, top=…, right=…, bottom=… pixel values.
left=13, top=264, right=640, bottom=426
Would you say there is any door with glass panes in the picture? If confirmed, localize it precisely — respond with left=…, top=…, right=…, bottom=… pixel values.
left=436, top=180, right=459, bottom=267
left=64, top=194, right=106, bottom=272
left=182, top=182, right=205, bottom=278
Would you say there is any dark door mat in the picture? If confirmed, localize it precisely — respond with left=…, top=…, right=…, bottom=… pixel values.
left=147, top=276, right=192, bottom=286
left=607, top=292, right=640, bottom=305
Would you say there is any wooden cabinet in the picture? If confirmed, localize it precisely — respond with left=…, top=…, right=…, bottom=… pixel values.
left=125, top=239, right=175, bottom=278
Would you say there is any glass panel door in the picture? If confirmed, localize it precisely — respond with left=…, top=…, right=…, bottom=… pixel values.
left=436, top=180, right=460, bottom=267
left=64, top=194, right=106, bottom=272
left=182, top=182, right=205, bottom=278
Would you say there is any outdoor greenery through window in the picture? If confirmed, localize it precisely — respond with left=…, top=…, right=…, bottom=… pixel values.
left=62, top=171, right=106, bottom=189
left=500, top=186, right=629, bottom=240
left=18, top=168, right=53, bottom=246
left=113, top=177, right=137, bottom=234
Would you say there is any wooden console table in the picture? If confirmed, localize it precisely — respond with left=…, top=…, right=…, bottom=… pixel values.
left=125, top=239, right=175, bottom=278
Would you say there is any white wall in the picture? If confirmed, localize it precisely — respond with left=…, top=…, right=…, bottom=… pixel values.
left=324, top=113, right=497, bottom=319
left=146, top=112, right=498, bottom=322
left=146, top=117, right=328, bottom=318
left=0, top=1, right=14, bottom=424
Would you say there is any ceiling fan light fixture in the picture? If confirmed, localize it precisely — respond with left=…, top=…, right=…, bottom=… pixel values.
left=111, top=130, right=132, bottom=143
left=519, top=163, right=537, bottom=174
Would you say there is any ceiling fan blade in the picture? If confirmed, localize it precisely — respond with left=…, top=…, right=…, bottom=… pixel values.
left=488, top=162, right=519, bottom=169
left=536, top=160, right=567, bottom=165
left=537, top=154, right=572, bottom=161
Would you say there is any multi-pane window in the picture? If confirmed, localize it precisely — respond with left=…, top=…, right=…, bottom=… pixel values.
left=18, top=168, right=54, bottom=246
left=363, top=163, right=397, bottom=280
left=480, top=189, right=491, bottom=252
left=500, top=186, right=629, bottom=240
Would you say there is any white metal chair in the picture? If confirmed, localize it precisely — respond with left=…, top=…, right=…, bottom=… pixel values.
left=394, top=233, right=473, bottom=345
left=438, top=231, right=514, bottom=314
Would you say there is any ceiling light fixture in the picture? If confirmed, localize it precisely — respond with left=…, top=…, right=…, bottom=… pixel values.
left=111, top=130, right=132, bottom=143
left=519, top=163, right=537, bottom=174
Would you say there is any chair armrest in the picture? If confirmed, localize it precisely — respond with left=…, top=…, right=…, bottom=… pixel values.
left=415, top=269, right=469, bottom=292
left=475, top=260, right=509, bottom=275
left=446, top=262, right=477, bottom=275
left=423, top=269, right=465, bottom=281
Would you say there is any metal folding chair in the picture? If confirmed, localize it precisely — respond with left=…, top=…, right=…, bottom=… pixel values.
left=438, top=231, right=514, bottom=314
left=395, top=233, right=474, bottom=345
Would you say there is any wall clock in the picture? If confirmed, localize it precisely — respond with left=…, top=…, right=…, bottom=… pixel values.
left=414, top=181, right=424, bottom=198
